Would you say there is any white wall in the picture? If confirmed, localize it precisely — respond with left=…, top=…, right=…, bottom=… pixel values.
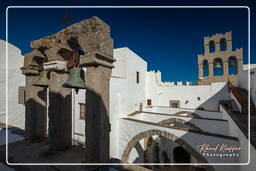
left=238, top=66, right=256, bottom=106
left=110, top=47, right=147, bottom=158
left=146, top=71, right=230, bottom=111
left=0, top=40, right=25, bottom=129
left=220, top=105, right=256, bottom=171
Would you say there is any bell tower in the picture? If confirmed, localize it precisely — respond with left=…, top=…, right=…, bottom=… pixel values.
left=197, top=31, right=243, bottom=85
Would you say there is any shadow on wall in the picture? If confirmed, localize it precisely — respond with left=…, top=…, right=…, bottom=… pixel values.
left=25, top=89, right=47, bottom=142
left=85, top=86, right=110, bottom=163
left=196, top=83, right=230, bottom=111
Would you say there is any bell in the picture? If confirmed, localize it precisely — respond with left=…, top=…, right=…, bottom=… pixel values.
left=214, top=62, right=222, bottom=69
left=229, top=60, right=236, bottom=66
left=33, top=70, right=49, bottom=87
left=63, top=67, right=86, bottom=93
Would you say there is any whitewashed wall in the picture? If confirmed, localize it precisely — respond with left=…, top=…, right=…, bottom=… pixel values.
left=110, top=47, right=147, bottom=158
left=220, top=105, right=256, bottom=171
left=238, top=66, right=256, bottom=106
left=146, top=71, right=230, bottom=111
left=0, top=40, right=25, bottom=129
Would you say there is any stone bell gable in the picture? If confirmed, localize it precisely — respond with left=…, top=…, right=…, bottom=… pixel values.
left=21, top=16, right=115, bottom=163
left=198, top=31, right=243, bottom=85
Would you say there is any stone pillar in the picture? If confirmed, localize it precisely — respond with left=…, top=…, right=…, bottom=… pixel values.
left=24, top=75, right=47, bottom=142
left=237, top=59, right=243, bottom=74
left=198, top=64, right=203, bottom=78
left=209, top=62, right=213, bottom=76
left=215, top=42, right=220, bottom=52
left=85, top=66, right=111, bottom=162
left=204, top=44, right=209, bottom=54
left=81, top=52, right=115, bottom=163
left=48, top=71, right=72, bottom=150
left=223, top=61, right=229, bottom=76
left=227, top=40, right=232, bottom=51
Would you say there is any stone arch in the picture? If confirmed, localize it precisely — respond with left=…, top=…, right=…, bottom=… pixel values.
left=158, top=118, right=202, bottom=131
left=121, top=130, right=212, bottom=168
left=209, top=40, right=215, bottom=53
left=202, top=59, right=209, bottom=76
left=220, top=38, right=227, bottom=51
left=228, top=56, right=238, bottom=75
left=213, top=58, right=223, bottom=76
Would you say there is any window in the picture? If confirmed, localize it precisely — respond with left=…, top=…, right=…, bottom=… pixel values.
left=136, top=72, right=140, bottom=84
left=220, top=38, right=227, bottom=51
left=202, top=59, right=209, bottom=77
left=18, top=86, right=26, bottom=104
left=79, top=103, right=86, bottom=120
left=147, top=99, right=152, bottom=106
left=169, top=100, right=180, bottom=108
left=209, top=40, right=215, bottom=53
left=197, top=97, right=200, bottom=101
left=213, top=58, right=223, bottom=76
left=172, top=103, right=178, bottom=108
left=228, top=56, right=238, bottom=75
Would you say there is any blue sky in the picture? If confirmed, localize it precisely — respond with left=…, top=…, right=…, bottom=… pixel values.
left=0, top=1, right=255, bottom=83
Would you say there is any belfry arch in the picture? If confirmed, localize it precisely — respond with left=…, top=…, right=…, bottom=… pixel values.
left=197, top=31, right=243, bottom=85
left=21, top=16, right=115, bottom=163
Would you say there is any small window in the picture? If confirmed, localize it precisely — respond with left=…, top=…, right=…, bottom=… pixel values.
left=147, top=99, right=152, bottom=106
left=136, top=72, right=140, bottom=84
left=170, top=100, right=180, bottom=108
left=197, top=97, right=200, bottom=101
left=79, top=103, right=86, bottom=120
left=172, top=103, right=178, bottom=108
left=18, top=86, right=26, bottom=104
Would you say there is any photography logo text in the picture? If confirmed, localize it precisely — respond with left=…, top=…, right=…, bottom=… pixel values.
left=196, top=144, right=243, bottom=158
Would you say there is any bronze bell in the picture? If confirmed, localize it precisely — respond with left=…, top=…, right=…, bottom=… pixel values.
left=229, top=60, right=236, bottom=66
left=63, top=67, right=86, bottom=93
left=33, top=70, right=49, bottom=87
left=214, top=62, right=222, bottom=69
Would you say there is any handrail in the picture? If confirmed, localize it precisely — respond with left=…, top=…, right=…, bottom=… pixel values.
left=228, top=80, right=245, bottom=107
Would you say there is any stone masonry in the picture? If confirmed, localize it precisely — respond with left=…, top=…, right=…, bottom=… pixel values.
left=198, top=31, right=243, bottom=85
left=21, top=16, right=115, bottom=162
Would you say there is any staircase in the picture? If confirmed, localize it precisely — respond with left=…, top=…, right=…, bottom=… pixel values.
left=228, top=81, right=256, bottom=115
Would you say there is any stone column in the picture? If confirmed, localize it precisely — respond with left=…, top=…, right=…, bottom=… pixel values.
left=223, top=61, right=229, bottom=76
left=227, top=40, right=232, bottom=51
left=209, top=62, right=213, bottom=76
left=22, top=69, right=47, bottom=142
left=85, top=66, right=111, bottom=162
left=81, top=52, right=115, bottom=163
left=237, top=59, right=243, bottom=73
left=215, top=42, right=220, bottom=52
left=198, top=64, right=203, bottom=78
left=204, top=44, right=209, bottom=54
left=48, top=71, right=72, bottom=150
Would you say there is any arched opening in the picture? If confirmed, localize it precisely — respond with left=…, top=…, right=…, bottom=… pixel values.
left=173, top=146, right=190, bottom=163
left=158, top=118, right=202, bottom=131
left=213, top=58, right=223, bottom=76
left=196, top=106, right=205, bottom=110
left=121, top=130, right=215, bottom=171
left=202, top=59, right=209, bottom=76
left=220, top=38, right=227, bottom=51
left=228, top=56, right=238, bottom=75
left=209, top=40, right=215, bottom=53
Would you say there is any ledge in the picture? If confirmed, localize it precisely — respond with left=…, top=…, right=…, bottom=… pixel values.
left=122, top=117, right=238, bottom=141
